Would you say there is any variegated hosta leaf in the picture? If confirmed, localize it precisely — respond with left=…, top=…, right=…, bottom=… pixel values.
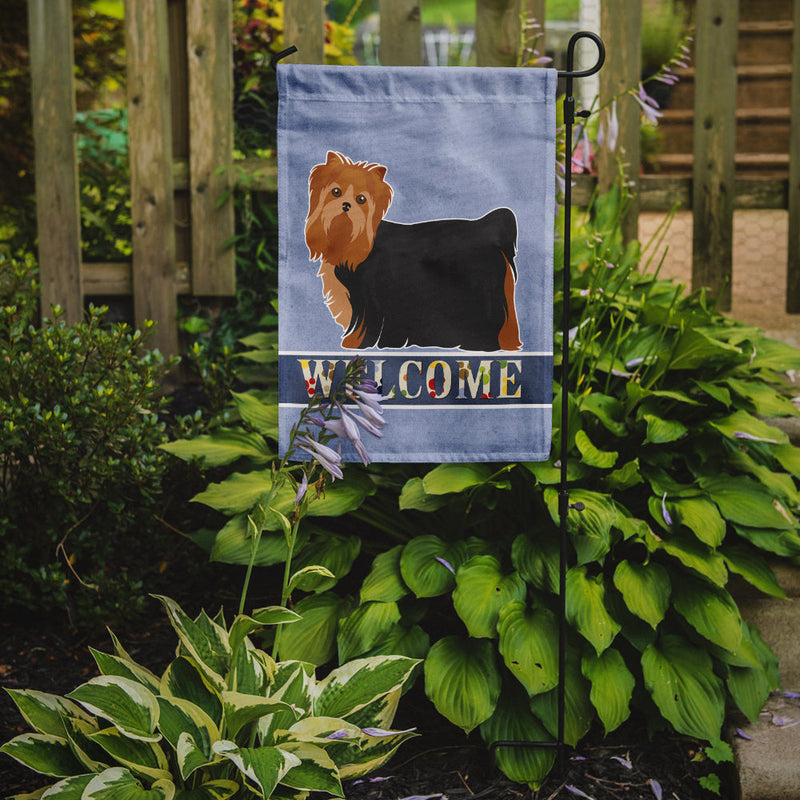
left=4, top=689, right=93, bottom=737
left=221, top=691, right=298, bottom=740
left=276, top=741, right=344, bottom=796
left=424, top=636, right=501, bottom=734
left=154, top=596, right=231, bottom=690
left=480, top=681, right=555, bottom=790
left=360, top=545, right=409, bottom=603
left=337, top=601, right=401, bottom=663
left=0, top=732, right=85, bottom=777
left=496, top=601, right=559, bottom=696
left=67, top=676, right=160, bottom=742
left=581, top=648, right=635, bottom=735
left=671, top=574, right=743, bottom=653
left=641, top=634, right=725, bottom=741
left=160, top=657, right=222, bottom=727
left=212, top=740, right=300, bottom=798
left=176, top=732, right=216, bottom=783
left=38, top=773, right=94, bottom=797
left=258, top=662, right=315, bottom=745
left=335, top=726, right=418, bottom=780
left=612, top=560, right=670, bottom=629
left=90, top=649, right=161, bottom=694
left=228, top=610, right=299, bottom=657
left=230, top=640, right=275, bottom=696
left=156, top=696, right=219, bottom=777
left=81, top=767, right=175, bottom=799
left=313, top=656, right=420, bottom=721
left=565, top=566, right=621, bottom=655
left=171, top=778, right=240, bottom=799
left=61, top=716, right=107, bottom=773
left=452, top=556, right=526, bottom=639
left=88, top=727, right=171, bottom=782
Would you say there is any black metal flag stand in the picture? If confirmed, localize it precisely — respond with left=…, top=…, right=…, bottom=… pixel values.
left=273, top=31, right=606, bottom=778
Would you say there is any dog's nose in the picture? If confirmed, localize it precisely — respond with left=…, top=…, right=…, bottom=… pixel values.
left=342, top=201, right=351, bottom=212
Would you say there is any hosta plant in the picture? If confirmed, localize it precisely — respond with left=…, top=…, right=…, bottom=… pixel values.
left=0, top=595, right=419, bottom=800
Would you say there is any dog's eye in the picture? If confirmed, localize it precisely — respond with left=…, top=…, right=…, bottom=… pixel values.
left=356, top=194, right=367, bottom=205
left=331, top=187, right=342, bottom=197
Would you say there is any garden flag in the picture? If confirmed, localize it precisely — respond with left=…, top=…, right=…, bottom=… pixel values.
left=277, top=64, right=557, bottom=462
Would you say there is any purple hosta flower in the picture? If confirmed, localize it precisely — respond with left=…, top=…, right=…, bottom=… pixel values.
left=597, top=100, right=619, bottom=153
left=649, top=779, right=663, bottom=800
left=396, top=795, right=446, bottom=800
left=326, top=729, right=351, bottom=740
left=435, top=556, right=455, bottom=574
left=297, top=435, right=343, bottom=480
left=294, top=472, right=308, bottom=505
left=346, top=398, right=385, bottom=435
left=332, top=401, right=370, bottom=465
left=611, top=755, right=633, bottom=769
left=734, top=431, right=779, bottom=444
left=735, top=727, right=756, bottom=741
left=634, top=83, right=662, bottom=125
left=352, top=776, right=394, bottom=786
left=362, top=726, right=416, bottom=737
left=565, top=786, right=595, bottom=799
left=783, top=691, right=800, bottom=699
left=626, top=357, right=645, bottom=369
left=661, top=492, right=673, bottom=526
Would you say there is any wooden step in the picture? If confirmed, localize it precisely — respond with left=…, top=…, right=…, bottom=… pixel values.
left=738, top=20, right=794, bottom=66
left=658, top=107, right=791, bottom=155
left=649, top=152, right=789, bottom=178
left=738, top=0, right=794, bottom=22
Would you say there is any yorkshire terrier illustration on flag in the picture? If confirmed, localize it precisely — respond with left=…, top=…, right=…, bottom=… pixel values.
left=277, top=64, right=557, bottom=463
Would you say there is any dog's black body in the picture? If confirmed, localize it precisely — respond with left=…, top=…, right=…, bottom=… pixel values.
left=334, top=208, right=518, bottom=350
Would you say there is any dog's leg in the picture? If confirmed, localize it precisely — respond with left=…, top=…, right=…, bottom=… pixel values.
left=498, top=254, right=522, bottom=351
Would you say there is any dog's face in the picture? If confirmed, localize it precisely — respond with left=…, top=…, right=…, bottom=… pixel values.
left=305, top=151, right=393, bottom=266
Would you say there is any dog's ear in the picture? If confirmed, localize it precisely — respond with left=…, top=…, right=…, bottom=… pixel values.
left=369, top=164, right=388, bottom=181
left=326, top=151, right=347, bottom=165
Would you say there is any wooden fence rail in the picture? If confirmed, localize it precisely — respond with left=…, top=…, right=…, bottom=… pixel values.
left=27, top=0, right=800, bottom=355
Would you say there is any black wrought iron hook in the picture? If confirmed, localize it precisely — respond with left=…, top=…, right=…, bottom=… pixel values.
left=558, top=31, right=606, bottom=80
left=270, top=45, right=298, bottom=71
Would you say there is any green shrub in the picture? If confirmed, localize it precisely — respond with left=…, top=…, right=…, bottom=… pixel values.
left=0, top=253, right=174, bottom=623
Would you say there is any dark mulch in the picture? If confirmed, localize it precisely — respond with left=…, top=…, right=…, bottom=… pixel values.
left=0, top=581, right=732, bottom=800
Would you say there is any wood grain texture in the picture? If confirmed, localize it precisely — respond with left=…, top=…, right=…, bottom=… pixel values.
left=787, top=0, right=800, bottom=312
left=284, top=0, right=325, bottom=64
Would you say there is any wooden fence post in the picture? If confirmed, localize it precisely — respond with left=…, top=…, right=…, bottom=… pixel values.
left=379, top=0, right=421, bottom=66
left=597, top=0, right=641, bottom=244
left=787, top=0, right=800, bottom=313
left=126, top=0, right=179, bottom=355
left=284, top=0, right=325, bottom=64
left=187, top=0, right=235, bottom=295
left=692, top=0, right=738, bottom=311
left=28, top=0, right=83, bottom=325
left=475, top=0, right=540, bottom=67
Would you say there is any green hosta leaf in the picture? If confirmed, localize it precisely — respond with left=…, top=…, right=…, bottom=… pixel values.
left=709, top=409, right=788, bottom=445
left=160, top=658, right=222, bottom=727
left=67, top=676, right=160, bottom=742
left=748, top=337, right=800, bottom=371
left=524, top=458, right=589, bottom=485
left=277, top=592, right=352, bottom=665
left=575, top=429, right=618, bottom=468
left=337, top=601, right=402, bottom=662
left=291, top=535, right=361, bottom=592
left=733, top=524, right=800, bottom=558
left=669, top=497, right=726, bottom=547
left=160, top=428, right=272, bottom=467
left=362, top=624, right=430, bottom=660
left=314, top=656, right=420, bottom=721
left=360, top=545, right=409, bottom=603
left=221, top=692, right=297, bottom=740
left=4, top=689, right=93, bottom=737
left=612, top=560, right=670, bottom=629
left=192, top=471, right=274, bottom=514
left=580, top=392, right=627, bottom=436
left=288, top=565, right=336, bottom=594
left=208, top=515, right=299, bottom=567
left=82, top=767, right=174, bottom=799
left=544, top=488, right=617, bottom=540
left=672, top=575, right=743, bottom=653
left=511, top=534, right=559, bottom=593
left=606, top=458, right=644, bottom=491
left=452, top=556, right=526, bottom=639
left=642, top=634, right=725, bottom=741
left=231, top=391, right=279, bottom=437
left=497, top=601, right=558, bottom=696
left=581, top=649, right=635, bottom=734
left=0, top=733, right=85, bottom=777
left=480, top=681, right=555, bottom=789
left=212, top=741, right=299, bottom=797
left=89, top=727, right=170, bottom=782
left=400, top=536, right=468, bottom=598
left=155, top=597, right=231, bottom=690
left=668, top=328, right=743, bottom=370
left=276, top=741, right=343, bottom=796
left=643, top=414, right=688, bottom=444
left=90, top=650, right=161, bottom=694
left=566, top=566, right=621, bottom=655
left=727, top=663, right=772, bottom=723
left=528, top=649, right=593, bottom=747
left=398, top=477, right=450, bottom=512
left=725, top=378, right=799, bottom=417
left=700, top=475, right=796, bottom=529
left=421, top=463, right=493, bottom=494
left=721, top=543, right=786, bottom=598
left=772, top=443, right=800, bottom=477
left=693, top=379, right=731, bottom=407
left=649, top=529, right=728, bottom=586
left=424, top=636, right=501, bottom=733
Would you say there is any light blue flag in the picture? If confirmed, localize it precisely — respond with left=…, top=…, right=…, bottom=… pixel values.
left=277, top=64, right=557, bottom=462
